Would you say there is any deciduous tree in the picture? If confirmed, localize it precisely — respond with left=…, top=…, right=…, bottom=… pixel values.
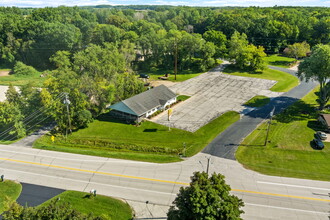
left=167, top=172, right=244, bottom=220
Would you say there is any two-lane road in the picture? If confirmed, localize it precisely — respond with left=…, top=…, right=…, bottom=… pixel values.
left=0, top=145, right=329, bottom=219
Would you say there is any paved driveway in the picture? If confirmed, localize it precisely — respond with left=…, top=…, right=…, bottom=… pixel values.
left=0, top=85, right=8, bottom=102
left=153, top=63, right=282, bottom=132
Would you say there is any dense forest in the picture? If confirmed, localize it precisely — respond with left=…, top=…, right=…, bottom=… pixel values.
left=0, top=5, right=329, bottom=139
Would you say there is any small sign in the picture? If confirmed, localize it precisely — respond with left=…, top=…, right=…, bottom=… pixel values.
left=168, top=108, right=173, bottom=121
left=51, top=135, right=55, bottom=143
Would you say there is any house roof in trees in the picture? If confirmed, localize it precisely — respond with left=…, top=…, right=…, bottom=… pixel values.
left=109, top=85, right=176, bottom=116
left=319, top=114, right=330, bottom=128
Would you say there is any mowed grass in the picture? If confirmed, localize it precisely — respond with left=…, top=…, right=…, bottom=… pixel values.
left=40, top=191, right=132, bottom=220
left=244, top=95, right=270, bottom=108
left=0, top=72, right=45, bottom=87
left=223, top=65, right=299, bottom=92
left=34, top=111, right=240, bottom=163
left=236, top=86, right=330, bottom=181
left=265, top=54, right=297, bottom=68
left=143, top=60, right=223, bottom=82
left=0, top=180, right=22, bottom=214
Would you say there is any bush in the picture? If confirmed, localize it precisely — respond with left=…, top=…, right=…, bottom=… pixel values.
left=75, top=110, right=93, bottom=128
left=13, top=61, right=38, bottom=76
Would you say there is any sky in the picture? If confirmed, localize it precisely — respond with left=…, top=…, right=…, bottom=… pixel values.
left=0, top=0, right=329, bottom=8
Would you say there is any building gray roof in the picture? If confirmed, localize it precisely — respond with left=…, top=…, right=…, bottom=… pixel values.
left=110, top=85, right=176, bottom=116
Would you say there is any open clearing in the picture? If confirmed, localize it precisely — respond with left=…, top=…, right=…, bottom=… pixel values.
left=154, top=63, right=283, bottom=132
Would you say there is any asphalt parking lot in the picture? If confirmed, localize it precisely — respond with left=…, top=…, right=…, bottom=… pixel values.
left=153, top=63, right=282, bottom=132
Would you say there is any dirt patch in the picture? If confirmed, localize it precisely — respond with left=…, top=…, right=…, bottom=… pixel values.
left=0, top=70, right=10, bottom=76
left=150, top=80, right=178, bottom=88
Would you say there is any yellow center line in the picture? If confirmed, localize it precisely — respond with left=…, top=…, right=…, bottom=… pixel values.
left=1, top=157, right=330, bottom=203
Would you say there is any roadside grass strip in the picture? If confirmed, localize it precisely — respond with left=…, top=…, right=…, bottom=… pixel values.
left=34, top=111, right=240, bottom=163
left=236, top=86, right=330, bottom=181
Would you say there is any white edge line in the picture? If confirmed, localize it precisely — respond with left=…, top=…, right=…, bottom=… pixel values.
left=245, top=203, right=329, bottom=215
left=257, top=181, right=330, bottom=191
left=1, top=168, right=177, bottom=196
left=0, top=148, right=152, bottom=164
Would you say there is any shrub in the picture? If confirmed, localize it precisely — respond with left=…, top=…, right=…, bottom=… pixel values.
left=13, top=61, right=38, bottom=76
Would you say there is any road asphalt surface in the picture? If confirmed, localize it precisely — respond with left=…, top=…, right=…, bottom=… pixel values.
left=203, top=66, right=318, bottom=160
left=0, top=65, right=328, bottom=219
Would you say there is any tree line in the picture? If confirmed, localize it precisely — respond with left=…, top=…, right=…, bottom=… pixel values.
left=0, top=5, right=328, bottom=138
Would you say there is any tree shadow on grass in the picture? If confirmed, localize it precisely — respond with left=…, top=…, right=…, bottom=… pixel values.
left=274, top=100, right=317, bottom=123
left=268, top=60, right=292, bottom=67
left=222, top=64, right=262, bottom=74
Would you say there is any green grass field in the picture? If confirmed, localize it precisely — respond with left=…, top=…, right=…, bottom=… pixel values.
left=142, top=60, right=222, bottom=82
left=236, top=86, right=330, bottom=181
left=34, top=111, right=240, bottom=163
left=223, top=65, right=299, bottom=92
left=244, top=95, right=271, bottom=108
left=265, top=54, right=297, bottom=68
left=0, top=180, right=22, bottom=214
left=0, top=72, right=45, bottom=87
left=40, top=191, right=132, bottom=220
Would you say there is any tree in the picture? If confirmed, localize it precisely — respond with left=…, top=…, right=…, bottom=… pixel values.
left=228, top=31, right=266, bottom=71
left=284, top=41, right=310, bottom=59
left=297, top=44, right=330, bottom=109
left=167, top=172, right=244, bottom=220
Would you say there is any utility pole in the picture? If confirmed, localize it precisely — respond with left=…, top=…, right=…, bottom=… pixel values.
left=63, top=93, right=72, bottom=139
left=183, top=142, right=186, bottom=157
left=174, top=40, right=178, bottom=80
left=206, top=157, right=211, bottom=175
left=264, top=107, right=275, bottom=146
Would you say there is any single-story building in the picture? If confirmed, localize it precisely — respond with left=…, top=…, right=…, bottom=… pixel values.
left=109, top=85, right=177, bottom=123
left=318, top=114, right=330, bottom=130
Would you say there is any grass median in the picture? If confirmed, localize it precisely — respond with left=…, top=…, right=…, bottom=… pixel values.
left=223, top=65, right=299, bottom=92
left=0, top=180, right=22, bottom=214
left=40, top=191, right=133, bottom=220
left=34, top=111, right=240, bottom=163
left=244, top=95, right=270, bottom=108
left=236, top=86, right=330, bottom=181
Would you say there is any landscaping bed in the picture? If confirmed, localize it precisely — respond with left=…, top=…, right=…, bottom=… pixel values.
left=236, top=87, right=330, bottom=181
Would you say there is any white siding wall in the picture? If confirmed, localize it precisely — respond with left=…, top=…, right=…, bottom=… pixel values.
left=146, top=107, right=159, bottom=117
left=164, top=97, right=177, bottom=108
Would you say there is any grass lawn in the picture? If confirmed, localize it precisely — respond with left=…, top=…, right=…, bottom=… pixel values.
left=244, top=95, right=271, bottom=108
left=223, top=65, right=299, bottom=92
left=236, top=86, right=330, bottom=181
left=265, top=54, right=297, bottom=68
left=40, top=191, right=132, bottom=220
left=142, top=60, right=223, bottom=82
left=34, top=111, right=240, bottom=163
left=0, top=72, right=45, bottom=87
left=177, top=95, right=190, bottom=102
left=0, top=180, right=22, bottom=214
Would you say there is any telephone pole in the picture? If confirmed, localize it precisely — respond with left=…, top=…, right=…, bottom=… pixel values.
left=63, top=93, right=72, bottom=139
left=264, top=107, right=275, bottom=146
